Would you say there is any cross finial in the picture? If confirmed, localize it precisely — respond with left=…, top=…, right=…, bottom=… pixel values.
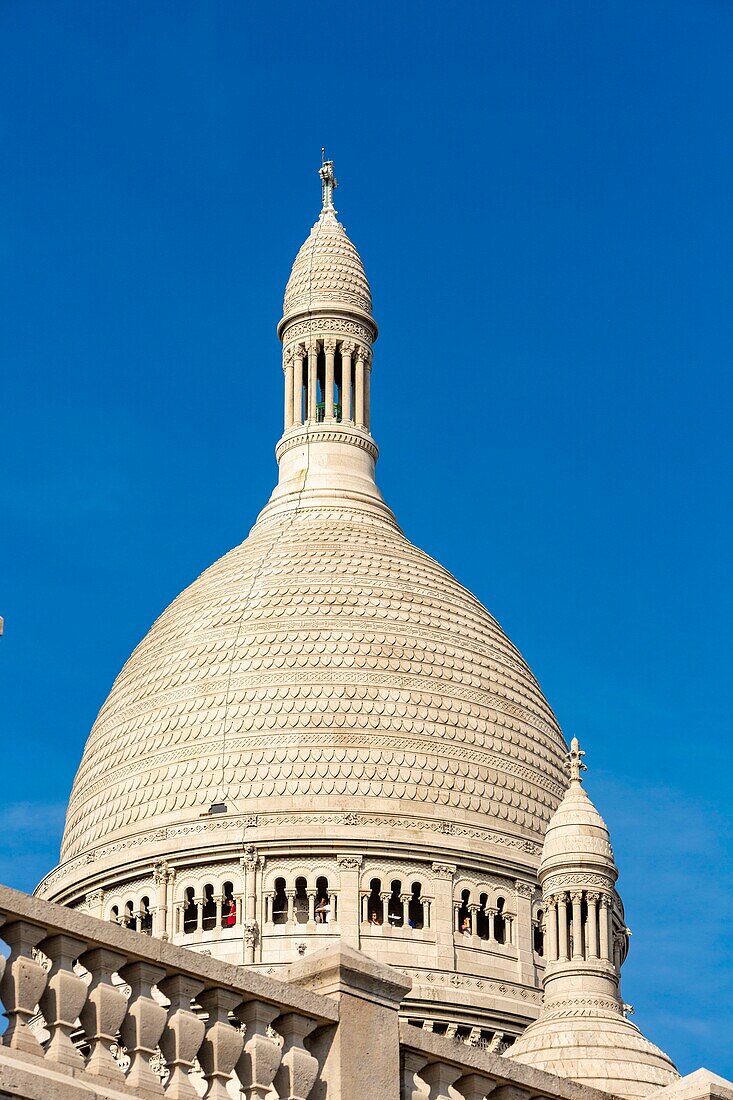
left=319, top=153, right=337, bottom=213
left=566, top=736, right=587, bottom=785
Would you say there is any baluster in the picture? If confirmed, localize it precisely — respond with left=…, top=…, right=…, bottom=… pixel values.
left=234, top=1000, right=282, bottom=1100
left=118, top=961, right=168, bottom=1099
left=401, top=1049, right=429, bottom=1100
left=273, top=1013, right=319, bottom=1100
left=197, top=988, right=244, bottom=1100
left=420, top=1061, right=464, bottom=1100
left=38, top=933, right=88, bottom=1069
left=157, top=975, right=206, bottom=1100
left=0, top=919, right=49, bottom=1055
left=79, top=947, right=129, bottom=1085
left=454, top=1072, right=497, bottom=1100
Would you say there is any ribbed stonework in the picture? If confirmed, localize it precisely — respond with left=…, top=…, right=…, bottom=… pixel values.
left=39, top=161, right=569, bottom=1046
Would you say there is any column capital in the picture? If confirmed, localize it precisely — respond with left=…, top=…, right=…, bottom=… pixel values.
left=323, top=339, right=337, bottom=354
left=283, top=346, right=294, bottom=366
left=341, top=340, right=356, bottom=356
left=570, top=890, right=584, bottom=904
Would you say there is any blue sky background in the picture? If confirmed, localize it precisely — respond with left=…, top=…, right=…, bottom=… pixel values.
left=1, top=0, right=731, bottom=1077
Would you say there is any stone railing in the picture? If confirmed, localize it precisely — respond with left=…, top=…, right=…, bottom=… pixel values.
left=0, top=883, right=337, bottom=1100
left=1, top=882, right=727, bottom=1100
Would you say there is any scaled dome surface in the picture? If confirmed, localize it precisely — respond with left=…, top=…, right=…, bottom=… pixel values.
left=60, top=504, right=567, bottom=862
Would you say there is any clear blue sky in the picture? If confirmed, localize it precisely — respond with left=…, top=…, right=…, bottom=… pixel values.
left=1, top=0, right=731, bottom=1077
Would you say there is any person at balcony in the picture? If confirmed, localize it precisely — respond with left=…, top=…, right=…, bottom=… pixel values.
left=222, top=897, right=236, bottom=927
left=370, top=911, right=382, bottom=926
left=315, top=896, right=330, bottom=923
left=461, top=917, right=471, bottom=937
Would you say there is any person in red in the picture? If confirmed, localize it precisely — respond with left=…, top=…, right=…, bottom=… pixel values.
left=222, top=897, right=236, bottom=927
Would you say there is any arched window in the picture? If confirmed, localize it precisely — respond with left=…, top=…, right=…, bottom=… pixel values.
left=387, top=880, right=403, bottom=927
left=139, top=896, right=153, bottom=935
left=110, top=904, right=119, bottom=924
left=183, top=887, right=198, bottom=934
left=295, top=877, right=309, bottom=924
left=202, top=884, right=216, bottom=931
left=124, top=901, right=137, bottom=932
left=272, top=878, right=288, bottom=925
left=533, top=909, right=544, bottom=956
left=457, top=889, right=471, bottom=934
left=408, top=882, right=424, bottom=930
left=494, top=897, right=506, bottom=944
left=221, top=881, right=236, bottom=927
left=315, top=876, right=331, bottom=924
left=368, top=878, right=383, bottom=925
left=476, top=892, right=490, bottom=940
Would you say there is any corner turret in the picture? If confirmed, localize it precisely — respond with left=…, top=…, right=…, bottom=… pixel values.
left=510, top=738, right=679, bottom=1099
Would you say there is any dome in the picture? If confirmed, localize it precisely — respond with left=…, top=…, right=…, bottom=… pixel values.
left=539, top=775, right=616, bottom=881
left=59, top=502, right=567, bottom=863
left=40, top=160, right=571, bottom=1045
left=510, top=1012, right=679, bottom=1098
left=282, top=209, right=372, bottom=322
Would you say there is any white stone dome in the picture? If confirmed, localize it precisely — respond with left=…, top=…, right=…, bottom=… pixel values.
left=282, top=209, right=372, bottom=323
left=539, top=780, right=616, bottom=881
left=59, top=502, right=567, bottom=863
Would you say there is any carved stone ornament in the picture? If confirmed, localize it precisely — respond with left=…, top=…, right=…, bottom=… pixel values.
left=514, top=880, right=536, bottom=898
left=336, top=855, right=363, bottom=870
left=431, top=863, right=457, bottom=880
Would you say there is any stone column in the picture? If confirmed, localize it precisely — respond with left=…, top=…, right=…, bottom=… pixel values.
left=284, top=348, right=294, bottom=431
left=308, top=891, right=317, bottom=928
left=289, top=942, right=412, bottom=1100
left=286, top=891, right=296, bottom=925
left=152, top=864, right=169, bottom=940
left=341, top=343, right=354, bottom=422
left=364, top=356, right=371, bottom=430
left=307, top=342, right=318, bottom=421
left=599, top=895, right=612, bottom=961
left=243, top=847, right=259, bottom=963
left=514, top=880, right=535, bottom=984
left=324, top=340, right=336, bottom=419
left=546, top=897, right=558, bottom=962
left=557, top=894, right=569, bottom=961
left=293, top=346, right=304, bottom=426
left=336, top=856, right=362, bottom=947
left=571, top=891, right=584, bottom=959
left=432, top=863, right=457, bottom=969
left=485, top=907, right=496, bottom=943
left=587, top=892, right=600, bottom=958
left=355, top=349, right=365, bottom=427
left=196, top=897, right=204, bottom=932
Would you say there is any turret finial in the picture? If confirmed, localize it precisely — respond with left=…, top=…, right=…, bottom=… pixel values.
left=319, top=152, right=337, bottom=214
left=566, top=736, right=587, bottom=785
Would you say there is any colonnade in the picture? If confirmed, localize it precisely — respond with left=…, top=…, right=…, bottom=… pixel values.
left=543, top=889, right=614, bottom=964
left=263, top=887, right=339, bottom=926
left=283, top=340, right=372, bottom=431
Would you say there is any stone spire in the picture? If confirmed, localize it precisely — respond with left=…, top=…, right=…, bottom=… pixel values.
left=262, top=160, right=393, bottom=525
left=510, top=738, right=679, bottom=1099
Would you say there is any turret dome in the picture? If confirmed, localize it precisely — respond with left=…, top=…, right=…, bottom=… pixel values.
left=282, top=209, right=372, bottom=322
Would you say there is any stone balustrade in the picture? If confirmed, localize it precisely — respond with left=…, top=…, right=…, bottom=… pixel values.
left=1, top=882, right=727, bottom=1100
left=0, top=883, right=336, bottom=1100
